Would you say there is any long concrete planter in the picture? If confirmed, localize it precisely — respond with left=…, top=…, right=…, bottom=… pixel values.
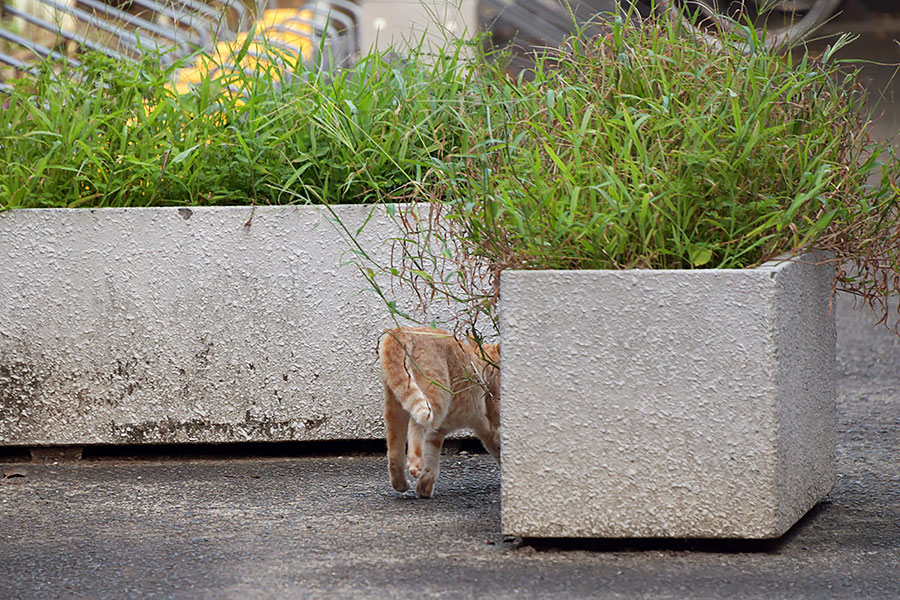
left=0, top=205, right=416, bottom=447
left=499, top=255, right=836, bottom=539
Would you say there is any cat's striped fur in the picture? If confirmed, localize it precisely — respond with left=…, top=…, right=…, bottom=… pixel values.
left=378, top=326, right=500, bottom=498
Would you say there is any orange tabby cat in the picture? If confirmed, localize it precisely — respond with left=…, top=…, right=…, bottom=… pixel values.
left=378, top=326, right=500, bottom=498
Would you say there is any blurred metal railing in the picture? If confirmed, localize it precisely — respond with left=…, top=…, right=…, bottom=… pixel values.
left=0, top=0, right=359, bottom=90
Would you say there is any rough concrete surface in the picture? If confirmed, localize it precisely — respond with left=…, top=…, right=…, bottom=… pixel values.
left=0, top=295, right=898, bottom=599
left=0, top=206, right=431, bottom=446
left=499, top=257, right=835, bottom=539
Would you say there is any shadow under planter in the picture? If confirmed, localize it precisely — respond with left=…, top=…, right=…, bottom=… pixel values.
left=499, top=255, right=836, bottom=539
left=0, top=205, right=416, bottom=447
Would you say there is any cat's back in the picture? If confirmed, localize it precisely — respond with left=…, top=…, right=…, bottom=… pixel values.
left=378, top=326, right=459, bottom=382
left=380, top=326, right=461, bottom=354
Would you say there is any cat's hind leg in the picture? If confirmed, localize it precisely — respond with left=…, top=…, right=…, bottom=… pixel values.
left=472, top=413, right=501, bottom=464
left=406, top=419, right=423, bottom=478
left=384, top=388, right=410, bottom=492
left=416, top=429, right=446, bottom=498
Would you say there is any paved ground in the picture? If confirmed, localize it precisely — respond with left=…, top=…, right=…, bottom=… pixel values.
left=1, top=3, right=899, bottom=599
left=1, top=296, right=898, bottom=599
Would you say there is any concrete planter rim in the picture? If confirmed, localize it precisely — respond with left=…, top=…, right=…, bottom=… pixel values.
left=500, top=252, right=826, bottom=275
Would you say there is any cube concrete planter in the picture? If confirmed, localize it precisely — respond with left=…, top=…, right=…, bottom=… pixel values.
left=499, top=256, right=836, bottom=539
left=0, top=205, right=416, bottom=447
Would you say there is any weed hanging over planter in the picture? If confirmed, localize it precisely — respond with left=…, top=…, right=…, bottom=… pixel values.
left=354, top=13, right=900, bottom=335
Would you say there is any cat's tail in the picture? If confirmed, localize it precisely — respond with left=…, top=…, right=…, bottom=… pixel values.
left=378, top=329, right=435, bottom=429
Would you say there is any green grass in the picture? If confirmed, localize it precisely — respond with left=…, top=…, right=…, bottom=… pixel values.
left=0, top=38, right=488, bottom=207
left=3, top=6, right=900, bottom=330
left=441, top=15, right=897, bottom=272
left=347, top=10, right=900, bottom=332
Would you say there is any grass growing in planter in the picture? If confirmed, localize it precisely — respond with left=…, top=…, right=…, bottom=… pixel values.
left=0, top=37, right=488, bottom=207
left=368, top=12, right=900, bottom=333
left=4, top=9, right=900, bottom=328
left=452, top=17, right=899, bottom=272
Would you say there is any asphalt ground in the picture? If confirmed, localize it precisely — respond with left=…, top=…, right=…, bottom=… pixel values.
left=0, top=297, right=898, bottom=600
left=1, top=4, right=899, bottom=599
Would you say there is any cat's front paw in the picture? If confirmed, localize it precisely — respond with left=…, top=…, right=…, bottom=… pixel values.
left=391, top=473, right=410, bottom=493
left=389, top=461, right=409, bottom=492
left=416, top=471, right=435, bottom=498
